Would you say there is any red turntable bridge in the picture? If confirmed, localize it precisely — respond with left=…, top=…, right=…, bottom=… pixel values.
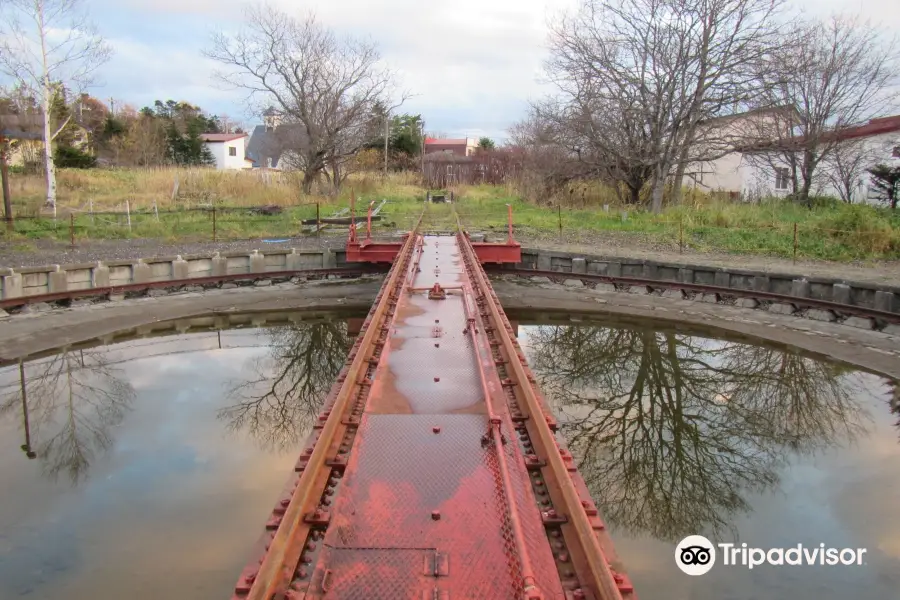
left=232, top=208, right=636, bottom=600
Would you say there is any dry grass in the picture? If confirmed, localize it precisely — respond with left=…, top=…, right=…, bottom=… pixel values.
left=7, top=168, right=427, bottom=215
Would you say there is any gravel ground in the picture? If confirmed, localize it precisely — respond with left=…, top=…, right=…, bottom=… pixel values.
left=2, top=229, right=899, bottom=287
left=0, top=235, right=347, bottom=268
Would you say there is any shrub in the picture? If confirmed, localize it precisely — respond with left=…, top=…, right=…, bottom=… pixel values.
left=54, top=146, right=97, bottom=169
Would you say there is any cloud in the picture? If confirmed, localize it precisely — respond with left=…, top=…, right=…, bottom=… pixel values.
left=67, top=0, right=900, bottom=140
left=86, top=0, right=574, bottom=138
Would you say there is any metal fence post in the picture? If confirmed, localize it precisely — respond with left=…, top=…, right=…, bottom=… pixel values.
left=679, top=217, right=684, bottom=253
left=70, top=213, right=75, bottom=247
left=212, top=206, right=217, bottom=242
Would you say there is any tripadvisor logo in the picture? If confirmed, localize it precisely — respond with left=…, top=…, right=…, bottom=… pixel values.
left=675, top=535, right=716, bottom=576
left=675, top=536, right=868, bottom=575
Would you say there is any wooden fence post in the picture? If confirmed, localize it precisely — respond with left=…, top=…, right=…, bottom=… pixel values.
left=793, top=222, right=798, bottom=264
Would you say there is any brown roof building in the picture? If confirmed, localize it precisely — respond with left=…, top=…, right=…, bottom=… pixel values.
left=424, top=137, right=479, bottom=157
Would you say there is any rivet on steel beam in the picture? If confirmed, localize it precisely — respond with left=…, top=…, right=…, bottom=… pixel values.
left=434, top=343, right=440, bottom=348
left=431, top=510, right=441, bottom=521
left=434, top=377, right=440, bottom=382
left=433, top=426, right=441, bottom=434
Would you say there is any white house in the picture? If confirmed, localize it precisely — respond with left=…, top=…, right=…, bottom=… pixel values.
left=689, top=111, right=900, bottom=203
left=200, top=133, right=251, bottom=170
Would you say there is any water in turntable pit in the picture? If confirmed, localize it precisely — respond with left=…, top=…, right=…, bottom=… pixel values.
left=0, top=311, right=897, bottom=599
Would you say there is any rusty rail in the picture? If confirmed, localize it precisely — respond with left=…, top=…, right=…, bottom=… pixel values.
left=0, top=267, right=384, bottom=310
left=459, top=276, right=543, bottom=597
left=458, top=232, right=634, bottom=600
left=486, top=268, right=900, bottom=324
left=237, top=214, right=422, bottom=599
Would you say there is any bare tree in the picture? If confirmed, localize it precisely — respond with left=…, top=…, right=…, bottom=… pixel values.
left=748, top=16, right=899, bottom=204
left=206, top=4, right=404, bottom=194
left=0, top=349, right=135, bottom=485
left=526, top=321, right=868, bottom=541
left=545, top=0, right=786, bottom=212
left=508, top=104, right=597, bottom=203
left=219, top=320, right=351, bottom=450
left=822, top=139, right=878, bottom=203
left=0, top=0, right=111, bottom=215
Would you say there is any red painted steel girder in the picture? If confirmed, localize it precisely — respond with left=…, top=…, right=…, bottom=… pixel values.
left=346, top=238, right=522, bottom=265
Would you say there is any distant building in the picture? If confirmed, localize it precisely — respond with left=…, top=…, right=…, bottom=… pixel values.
left=246, top=109, right=297, bottom=170
left=424, top=137, right=479, bottom=158
left=691, top=109, right=900, bottom=203
left=200, top=133, right=249, bottom=170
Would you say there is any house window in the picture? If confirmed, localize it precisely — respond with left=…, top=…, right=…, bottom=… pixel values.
left=229, top=147, right=237, bottom=156
left=775, top=167, right=791, bottom=190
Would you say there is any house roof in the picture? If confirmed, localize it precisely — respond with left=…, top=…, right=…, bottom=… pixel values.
left=425, top=138, right=471, bottom=145
left=701, top=105, right=796, bottom=126
left=246, top=122, right=309, bottom=168
left=830, top=115, right=900, bottom=142
left=737, top=113, right=900, bottom=154
left=200, top=133, right=248, bottom=143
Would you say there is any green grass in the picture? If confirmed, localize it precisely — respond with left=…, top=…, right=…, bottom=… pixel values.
left=446, top=184, right=900, bottom=262
left=3, top=172, right=898, bottom=262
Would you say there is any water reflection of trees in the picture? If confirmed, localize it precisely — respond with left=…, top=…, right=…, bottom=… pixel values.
left=219, top=321, right=351, bottom=451
left=526, top=324, right=869, bottom=542
left=0, top=350, right=135, bottom=485
left=890, top=381, right=900, bottom=440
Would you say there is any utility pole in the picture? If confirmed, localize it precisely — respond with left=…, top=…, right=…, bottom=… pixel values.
left=383, top=112, right=389, bottom=178
left=1, top=133, right=12, bottom=229
left=420, top=119, right=426, bottom=176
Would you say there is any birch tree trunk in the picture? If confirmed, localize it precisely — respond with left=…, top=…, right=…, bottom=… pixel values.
left=41, top=79, right=58, bottom=215
left=37, top=0, right=58, bottom=215
left=0, top=0, right=111, bottom=218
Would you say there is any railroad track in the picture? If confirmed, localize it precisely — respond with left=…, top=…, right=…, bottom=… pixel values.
left=0, top=267, right=384, bottom=312
left=232, top=207, right=636, bottom=599
left=485, top=268, right=900, bottom=328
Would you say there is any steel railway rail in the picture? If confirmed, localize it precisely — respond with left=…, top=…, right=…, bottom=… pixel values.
left=231, top=207, right=636, bottom=599
left=486, top=268, right=900, bottom=326
left=0, top=267, right=385, bottom=311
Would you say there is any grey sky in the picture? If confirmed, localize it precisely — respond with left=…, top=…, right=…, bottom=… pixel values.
left=14, top=0, right=900, bottom=140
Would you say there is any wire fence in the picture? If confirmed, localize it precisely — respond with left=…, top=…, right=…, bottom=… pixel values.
left=2, top=201, right=897, bottom=262
left=1, top=203, right=428, bottom=246
left=452, top=206, right=900, bottom=263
